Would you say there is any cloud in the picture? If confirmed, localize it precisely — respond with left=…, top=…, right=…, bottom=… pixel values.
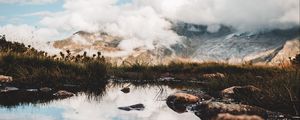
left=1, top=0, right=299, bottom=55
left=0, top=0, right=57, bottom=4
left=135, top=0, right=300, bottom=32
left=0, top=24, right=61, bottom=53
left=22, top=11, right=55, bottom=17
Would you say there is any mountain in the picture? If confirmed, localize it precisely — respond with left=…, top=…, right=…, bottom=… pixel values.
left=53, top=23, right=300, bottom=65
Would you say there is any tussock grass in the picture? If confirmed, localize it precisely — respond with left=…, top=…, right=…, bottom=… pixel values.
left=0, top=35, right=108, bottom=88
left=113, top=61, right=300, bottom=115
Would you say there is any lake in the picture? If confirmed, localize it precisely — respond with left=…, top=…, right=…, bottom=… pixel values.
left=0, top=83, right=200, bottom=120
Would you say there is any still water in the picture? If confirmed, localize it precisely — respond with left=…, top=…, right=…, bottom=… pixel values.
left=0, top=84, right=199, bottom=120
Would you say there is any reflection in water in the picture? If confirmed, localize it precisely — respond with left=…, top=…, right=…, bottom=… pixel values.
left=0, top=84, right=199, bottom=120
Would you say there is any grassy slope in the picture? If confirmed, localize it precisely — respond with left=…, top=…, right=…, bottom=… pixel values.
left=0, top=36, right=108, bottom=88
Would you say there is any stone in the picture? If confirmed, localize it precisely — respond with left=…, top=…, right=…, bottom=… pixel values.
left=26, top=89, right=38, bottom=92
left=1, top=87, right=19, bottom=92
left=214, top=113, right=263, bottom=120
left=53, top=90, right=74, bottom=98
left=118, top=104, right=145, bottom=111
left=220, top=85, right=262, bottom=99
left=40, top=87, right=52, bottom=92
left=166, top=93, right=200, bottom=113
left=202, top=73, right=225, bottom=79
left=0, top=75, right=13, bottom=83
left=194, top=102, right=278, bottom=119
left=121, top=87, right=130, bottom=93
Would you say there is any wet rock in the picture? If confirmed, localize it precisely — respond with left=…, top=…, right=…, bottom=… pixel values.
left=118, top=104, right=145, bottom=111
left=194, top=102, right=275, bottom=119
left=202, top=73, right=225, bottom=79
left=214, top=113, right=263, bottom=120
left=0, top=75, right=13, bottom=83
left=26, top=89, right=38, bottom=92
left=221, top=85, right=262, bottom=99
left=1, top=87, right=19, bottom=93
left=121, top=87, right=130, bottom=93
left=40, top=87, right=52, bottom=92
left=53, top=90, right=74, bottom=98
left=166, top=92, right=207, bottom=113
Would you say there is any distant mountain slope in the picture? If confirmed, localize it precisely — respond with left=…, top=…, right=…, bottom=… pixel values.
left=53, top=23, right=300, bottom=65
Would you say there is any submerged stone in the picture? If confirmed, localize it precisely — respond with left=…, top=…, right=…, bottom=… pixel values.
left=1, top=87, right=19, bottom=93
left=121, top=87, right=130, bottom=93
left=53, top=90, right=74, bottom=98
left=40, top=87, right=52, bottom=92
left=26, top=89, right=38, bottom=92
left=118, top=103, right=145, bottom=111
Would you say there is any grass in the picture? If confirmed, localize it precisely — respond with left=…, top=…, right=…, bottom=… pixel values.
left=111, top=61, right=300, bottom=115
left=0, top=35, right=299, bottom=116
left=0, top=36, right=108, bottom=89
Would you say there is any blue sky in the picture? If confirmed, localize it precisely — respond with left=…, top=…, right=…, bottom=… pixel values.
left=0, top=0, right=131, bottom=26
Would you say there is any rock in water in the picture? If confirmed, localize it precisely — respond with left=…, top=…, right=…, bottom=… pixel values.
left=121, top=87, right=130, bottom=93
left=202, top=73, right=225, bottom=79
left=118, top=104, right=145, bottom=111
left=214, top=113, right=263, bottom=120
left=53, top=90, right=74, bottom=98
left=0, top=75, right=13, bottom=83
left=1, top=87, right=19, bottom=92
left=40, top=87, right=52, bottom=92
left=194, top=102, right=275, bottom=119
left=166, top=93, right=201, bottom=113
left=221, top=85, right=262, bottom=99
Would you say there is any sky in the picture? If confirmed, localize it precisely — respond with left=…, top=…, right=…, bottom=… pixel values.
left=0, top=0, right=299, bottom=53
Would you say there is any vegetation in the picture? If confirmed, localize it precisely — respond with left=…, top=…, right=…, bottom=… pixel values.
left=0, top=35, right=299, bottom=115
left=112, top=61, right=299, bottom=115
left=0, top=35, right=108, bottom=88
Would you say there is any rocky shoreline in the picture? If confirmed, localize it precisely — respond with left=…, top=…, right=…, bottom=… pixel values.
left=166, top=85, right=297, bottom=120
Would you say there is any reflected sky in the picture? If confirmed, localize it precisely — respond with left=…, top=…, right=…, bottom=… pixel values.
left=0, top=85, right=199, bottom=120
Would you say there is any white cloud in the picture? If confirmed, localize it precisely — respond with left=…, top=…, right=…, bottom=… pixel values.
left=136, top=0, right=300, bottom=32
left=0, top=0, right=57, bottom=4
left=1, top=0, right=299, bottom=54
left=0, top=24, right=61, bottom=54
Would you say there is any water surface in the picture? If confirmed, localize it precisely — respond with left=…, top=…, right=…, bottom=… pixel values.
left=0, top=84, right=199, bottom=120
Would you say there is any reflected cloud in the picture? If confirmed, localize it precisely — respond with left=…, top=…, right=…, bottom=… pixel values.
left=0, top=85, right=199, bottom=120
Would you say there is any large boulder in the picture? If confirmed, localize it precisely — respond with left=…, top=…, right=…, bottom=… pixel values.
left=0, top=75, right=13, bottom=83
left=214, top=113, right=263, bottom=120
left=166, top=92, right=212, bottom=113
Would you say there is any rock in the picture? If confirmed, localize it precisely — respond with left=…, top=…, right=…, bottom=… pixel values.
left=221, top=85, right=262, bottom=99
left=118, top=104, right=145, bottom=111
left=202, top=73, right=225, bottom=79
left=194, top=102, right=268, bottom=119
left=53, top=90, right=74, bottom=98
left=26, top=89, right=38, bottom=92
left=40, top=87, right=52, bottom=92
left=1, top=87, right=19, bottom=92
left=121, top=87, right=130, bottom=93
left=166, top=93, right=203, bottom=113
left=214, top=113, right=263, bottom=120
left=0, top=75, right=13, bottom=83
